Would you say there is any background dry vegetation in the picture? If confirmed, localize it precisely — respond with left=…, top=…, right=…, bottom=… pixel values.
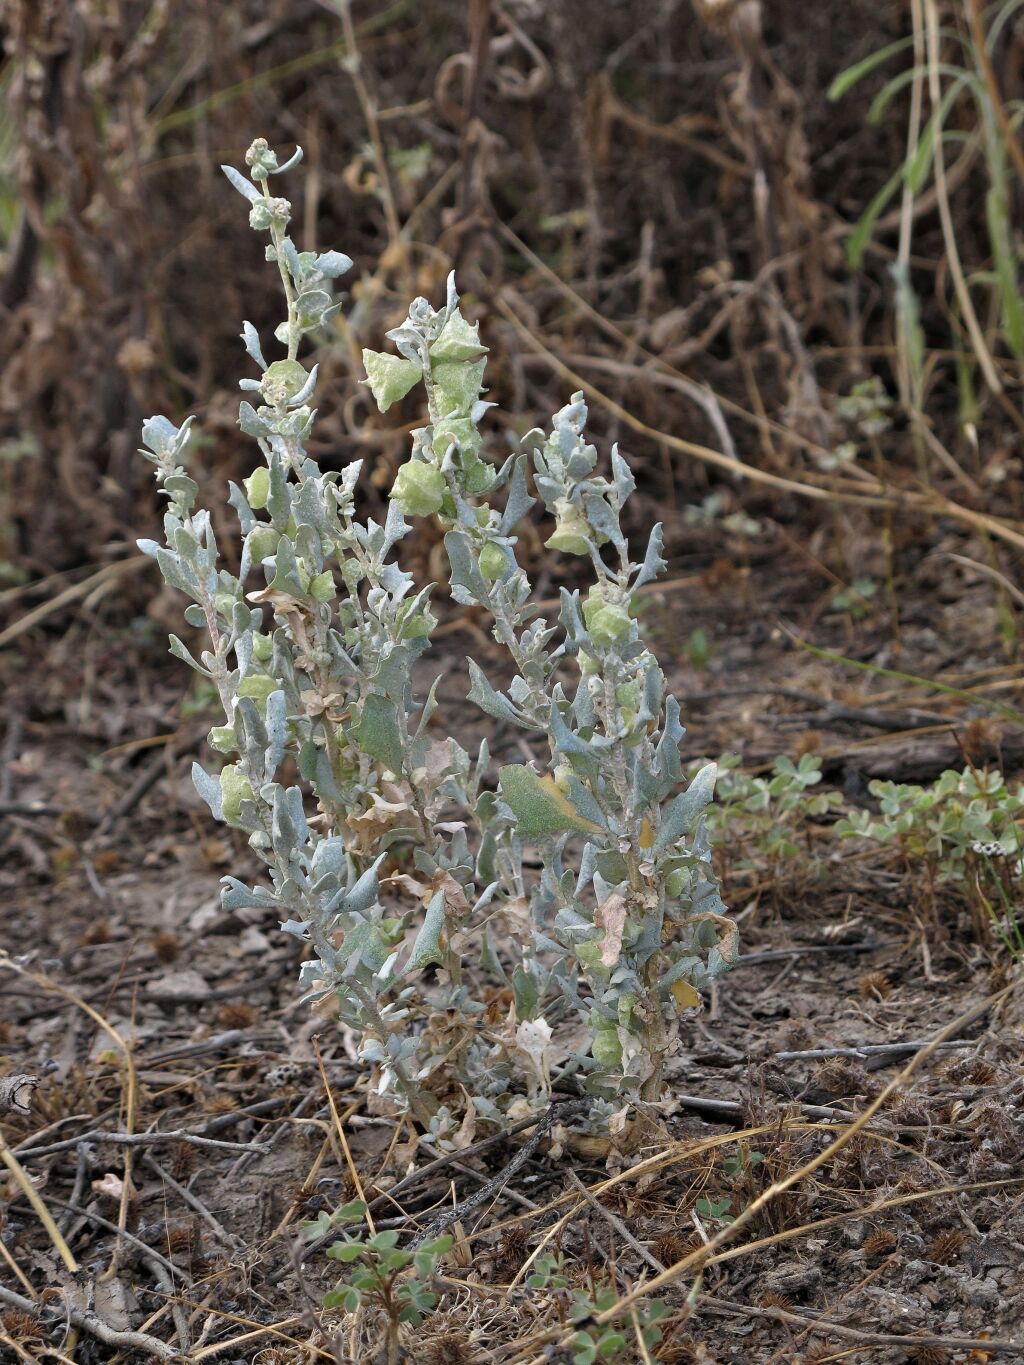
left=2, top=1, right=1024, bottom=1361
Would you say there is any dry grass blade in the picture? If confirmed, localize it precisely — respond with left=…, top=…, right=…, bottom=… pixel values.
left=312, top=1034, right=374, bottom=1231
left=495, top=292, right=1024, bottom=553
left=0, top=1133, right=78, bottom=1274
left=174, top=1303, right=337, bottom=1362
left=0, top=1283, right=178, bottom=1361
left=0, top=953, right=139, bottom=1278
left=0, top=557, right=146, bottom=648
left=922, top=0, right=1001, bottom=396
left=496, top=294, right=886, bottom=508
left=509, top=985, right=1014, bottom=1361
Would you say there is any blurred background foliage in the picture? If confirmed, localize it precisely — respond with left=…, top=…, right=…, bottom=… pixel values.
left=0, top=0, right=1020, bottom=597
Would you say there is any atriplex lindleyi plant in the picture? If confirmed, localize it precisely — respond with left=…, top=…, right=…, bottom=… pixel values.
left=138, top=138, right=736, bottom=1131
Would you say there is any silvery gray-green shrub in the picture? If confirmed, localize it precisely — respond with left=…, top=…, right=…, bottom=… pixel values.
left=138, top=138, right=737, bottom=1129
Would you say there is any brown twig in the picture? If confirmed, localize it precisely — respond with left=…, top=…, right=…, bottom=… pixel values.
left=604, top=989, right=1010, bottom=1316
left=0, top=557, right=147, bottom=649
left=772, top=1039, right=976, bottom=1063
left=142, top=1153, right=244, bottom=1252
left=701, top=1293, right=1024, bottom=1356
left=967, top=0, right=1024, bottom=189
left=0, top=1283, right=178, bottom=1362
left=410, top=1097, right=588, bottom=1248
left=13, top=1128, right=271, bottom=1160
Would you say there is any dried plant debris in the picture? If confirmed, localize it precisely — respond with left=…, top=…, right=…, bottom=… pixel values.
left=5, top=4, right=1024, bottom=1360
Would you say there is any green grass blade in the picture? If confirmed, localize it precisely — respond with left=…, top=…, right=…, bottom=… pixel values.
left=846, top=170, right=902, bottom=267
left=867, top=62, right=975, bottom=127
left=784, top=629, right=1024, bottom=725
left=986, top=186, right=1024, bottom=356
left=827, top=37, right=918, bottom=101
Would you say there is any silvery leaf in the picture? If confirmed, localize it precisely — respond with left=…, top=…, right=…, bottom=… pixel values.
left=467, top=659, right=531, bottom=728
left=241, top=321, right=267, bottom=370
left=407, top=890, right=446, bottom=971
left=316, top=250, right=353, bottom=278
left=281, top=236, right=303, bottom=285
left=288, top=363, right=318, bottom=408
left=264, top=689, right=287, bottom=779
left=228, top=480, right=256, bottom=535
left=169, top=634, right=210, bottom=676
left=273, top=145, right=304, bottom=175
left=221, top=876, right=279, bottom=910
left=266, top=452, right=291, bottom=529
left=140, top=415, right=180, bottom=455
left=634, top=523, right=666, bottom=588
left=610, top=445, right=636, bottom=505
left=221, top=164, right=261, bottom=202
left=498, top=454, right=535, bottom=533
left=444, top=530, right=488, bottom=605
left=342, top=854, right=387, bottom=916
left=654, top=763, right=718, bottom=852
left=238, top=401, right=270, bottom=439
left=192, top=762, right=223, bottom=819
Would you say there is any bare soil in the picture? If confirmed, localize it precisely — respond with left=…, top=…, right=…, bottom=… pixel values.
left=3, top=542, right=1024, bottom=1364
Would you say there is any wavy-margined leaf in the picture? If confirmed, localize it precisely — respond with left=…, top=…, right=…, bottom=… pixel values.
left=498, top=764, right=602, bottom=838
left=407, top=889, right=447, bottom=971
left=655, top=762, right=718, bottom=852
left=169, top=634, right=210, bottom=676
left=467, top=659, right=531, bottom=728
left=362, top=350, right=422, bottom=412
left=354, top=694, right=405, bottom=775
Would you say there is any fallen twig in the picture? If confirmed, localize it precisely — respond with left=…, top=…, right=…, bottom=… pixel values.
left=0, top=556, right=147, bottom=650
left=43, top=1193, right=187, bottom=1282
left=0, top=1283, right=179, bottom=1361
left=410, top=1097, right=589, bottom=1248
left=142, top=1153, right=245, bottom=1252
left=702, top=1293, right=1024, bottom=1356
left=774, top=1039, right=977, bottom=1062
left=13, top=1127, right=271, bottom=1160
left=683, top=684, right=946, bottom=731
